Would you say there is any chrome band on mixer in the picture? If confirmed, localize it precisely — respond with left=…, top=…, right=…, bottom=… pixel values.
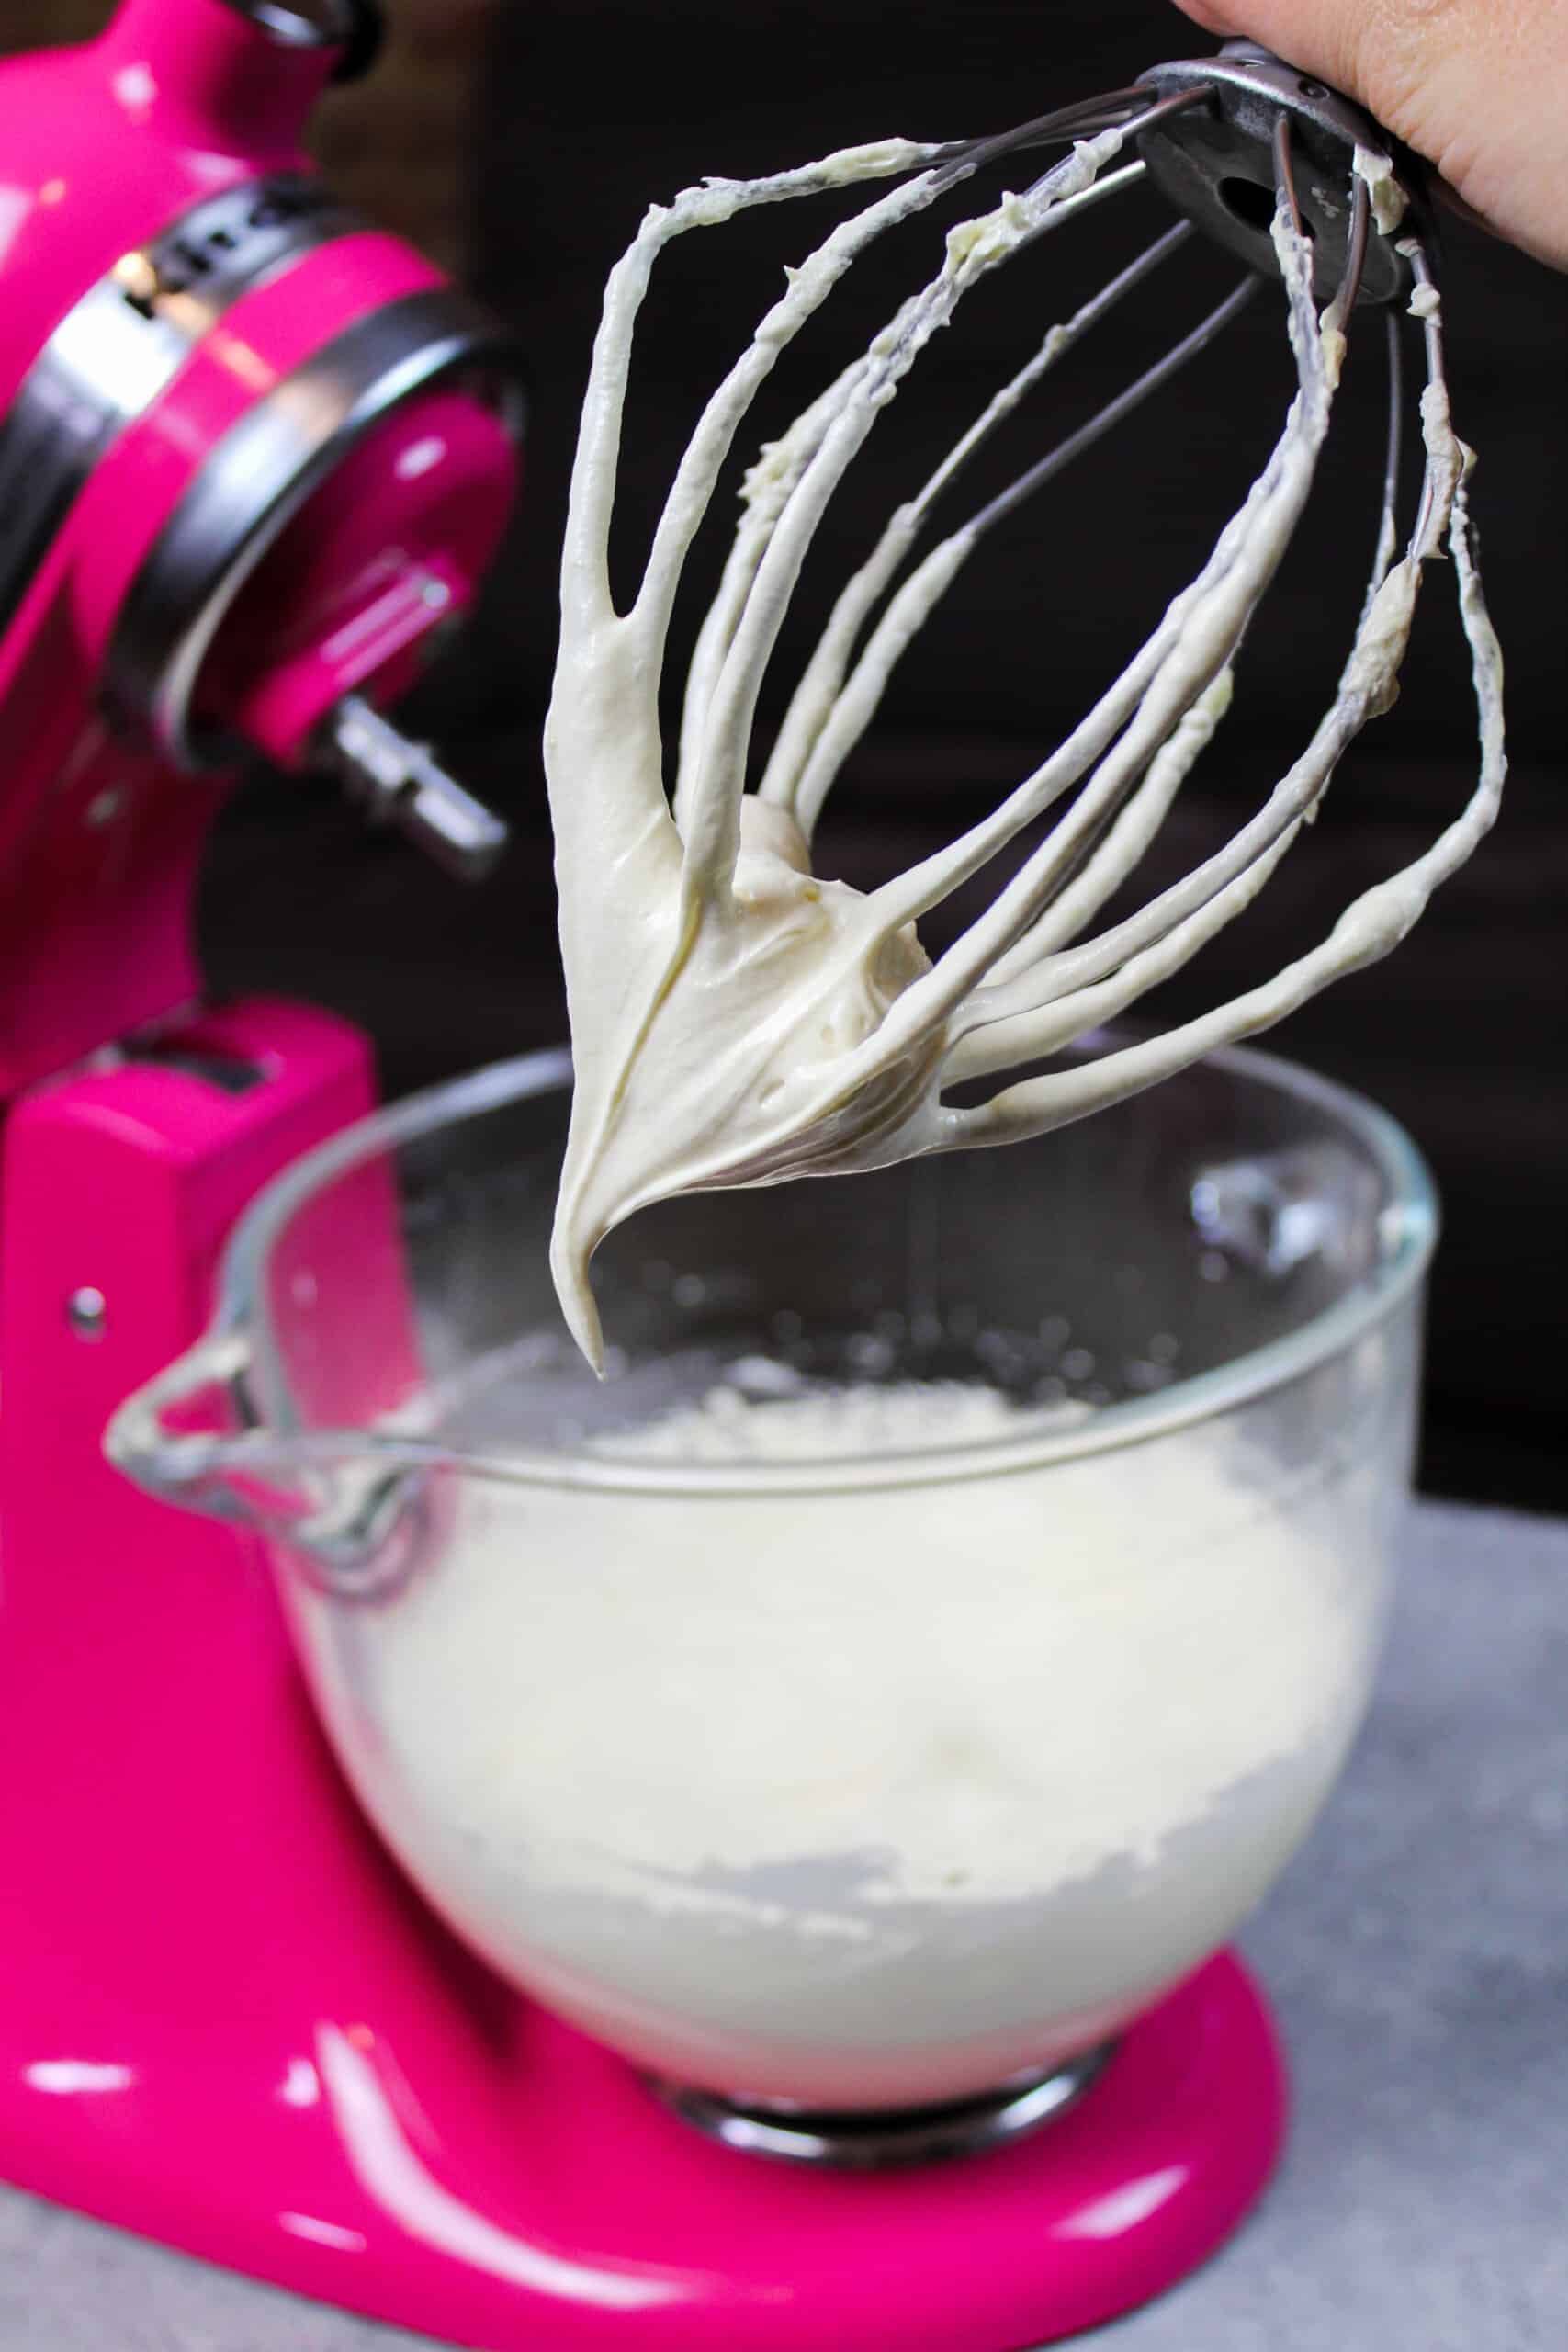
left=0, top=175, right=363, bottom=639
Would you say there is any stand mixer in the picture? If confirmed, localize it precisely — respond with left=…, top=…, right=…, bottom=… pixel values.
left=0, top=11, right=1472, bottom=2352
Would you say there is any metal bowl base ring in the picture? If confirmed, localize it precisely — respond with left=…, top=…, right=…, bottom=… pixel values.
left=651, top=2043, right=1112, bottom=2169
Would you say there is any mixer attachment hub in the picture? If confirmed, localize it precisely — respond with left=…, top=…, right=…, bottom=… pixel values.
left=325, top=692, right=509, bottom=880
left=1135, top=44, right=1424, bottom=305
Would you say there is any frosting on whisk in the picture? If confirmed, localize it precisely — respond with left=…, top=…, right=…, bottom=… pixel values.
left=545, top=120, right=1504, bottom=1368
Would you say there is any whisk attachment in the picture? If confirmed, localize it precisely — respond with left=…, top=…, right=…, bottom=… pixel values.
left=543, top=48, right=1504, bottom=1364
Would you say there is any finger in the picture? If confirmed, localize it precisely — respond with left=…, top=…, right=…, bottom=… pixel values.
left=1166, top=1, right=1370, bottom=108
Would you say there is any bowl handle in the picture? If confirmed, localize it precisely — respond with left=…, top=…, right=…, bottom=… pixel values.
left=103, top=1329, right=315, bottom=1532
left=105, top=1333, right=445, bottom=1600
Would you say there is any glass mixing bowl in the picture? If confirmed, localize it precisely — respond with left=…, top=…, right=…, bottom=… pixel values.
left=109, top=1039, right=1433, bottom=2137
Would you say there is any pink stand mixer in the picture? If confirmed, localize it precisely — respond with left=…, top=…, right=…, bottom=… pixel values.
left=0, top=5, right=1313, bottom=2344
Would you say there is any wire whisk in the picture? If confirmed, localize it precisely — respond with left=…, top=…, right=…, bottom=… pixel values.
left=545, top=43, right=1504, bottom=1360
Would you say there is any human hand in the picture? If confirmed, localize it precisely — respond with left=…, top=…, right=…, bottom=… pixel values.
left=1168, top=0, right=1568, bottom=270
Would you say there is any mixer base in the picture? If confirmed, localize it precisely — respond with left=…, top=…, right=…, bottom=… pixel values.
left=0, top=1940, right=1285, bottom=2351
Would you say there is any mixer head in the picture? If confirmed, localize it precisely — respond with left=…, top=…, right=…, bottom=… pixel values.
left=0, top=0, right=529, bottom=1092
left=4, top=0, right=521, bottom=865
left=543, top=40, right=1504, bottom=1324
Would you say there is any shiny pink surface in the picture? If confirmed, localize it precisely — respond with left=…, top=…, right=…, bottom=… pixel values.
left=0, top=7, right=1286, bottom=2340
left=0, top=223, right=507, bottom=1089
left=0, top=1164, right=1284, bottom=2343
left=0, top=711, right=208, bottom=1098
left=205, top=389, right=521, bottom=768
left=97, top=0, right=343, bottom=162
left=0, top=1012, right=1288, bottom=2349
left=0, top=0, right=517, bottom=1093
left=0, top=0, right=338, bottom=1091
left=0, top=0, right=327, bottom=409
left=0, top=989, right=1288, bottom=2346
left=64, top=229, right=447, bottom=665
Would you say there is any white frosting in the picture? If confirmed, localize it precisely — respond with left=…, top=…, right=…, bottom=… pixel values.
left=303, top=1377, right=1388, bottom=2103
left=590, top=1373, right=1093, bottom=1460
left=547, top=134, right=1504, bottom=1365
left=1353, top=143, right=1409, bottom=238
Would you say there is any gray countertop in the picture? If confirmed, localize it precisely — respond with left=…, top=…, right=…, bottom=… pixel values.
left=4, top=1498, right=1565, bottom=2351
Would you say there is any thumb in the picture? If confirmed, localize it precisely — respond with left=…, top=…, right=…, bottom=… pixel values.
left=1165, top=4, right=1371, bottom=116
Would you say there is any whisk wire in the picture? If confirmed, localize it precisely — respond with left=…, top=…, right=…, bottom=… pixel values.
left=931, top=231, right=1503, bottom=1138
left=676, top=93, right=1232, bottom=850
left=674, top=125, right=1174, bottom=876
left=1346, top=306, right=1406, bottom=644
left=928, top=88, right=1164, bottom=189
left=1331, top=173, right=1372, bottom=325
left=910, top=220, right=1195, bottom=526
left=869, top=229, right=1335, bottom=1058
left=965, top=273, right=1259, bottom=542
left=955, top=356, right=1419, bottom=1075
left=1271, top=114, right=1305, bottom=241
left=763, top=219, right=1198, bottom=823
left=949, top=234, right=1437, bottom=1063
left=1406, top=239, right=1450, bottom=556
left=863, top=257, right=1336, bottom=962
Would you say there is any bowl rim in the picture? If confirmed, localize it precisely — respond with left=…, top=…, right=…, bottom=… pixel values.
left=214, top=1037, right=1438, bottom=1498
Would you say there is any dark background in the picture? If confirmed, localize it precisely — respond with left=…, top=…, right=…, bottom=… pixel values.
left=16, top=2, right=1565, bottom=1507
